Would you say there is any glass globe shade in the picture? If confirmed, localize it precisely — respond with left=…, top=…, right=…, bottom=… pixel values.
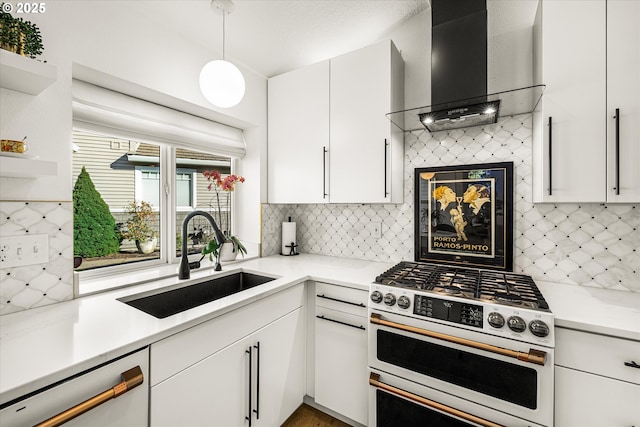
left=199, top=59, right=246, bottom=108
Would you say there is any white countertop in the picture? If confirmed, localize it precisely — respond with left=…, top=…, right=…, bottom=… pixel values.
left=1, top=254, right=638, bottom=405
left=537, top=280, right=640, bottom=341
left=0, top=254, right=393, bottom=405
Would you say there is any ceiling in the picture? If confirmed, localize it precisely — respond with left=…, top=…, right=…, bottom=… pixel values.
left=125, top=0, right=538, bottom=80
left=127, top=0, right=430, bottom=78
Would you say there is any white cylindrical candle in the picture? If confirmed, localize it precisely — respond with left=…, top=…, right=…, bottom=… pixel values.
left=281, top=221, right=297, bottom=255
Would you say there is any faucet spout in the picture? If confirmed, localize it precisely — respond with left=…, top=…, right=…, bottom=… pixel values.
left=179, top=210, right=227, bottom=279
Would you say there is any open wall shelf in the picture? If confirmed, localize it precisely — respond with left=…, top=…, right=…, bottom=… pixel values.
left=0, top=50, right=56, bottom=95
left=0, top=156, right=57, bottom=178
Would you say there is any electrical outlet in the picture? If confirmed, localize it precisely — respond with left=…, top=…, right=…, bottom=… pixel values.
left=367, top=221, right=382, bottom=239
left=0, top=234, right=49, bottom=268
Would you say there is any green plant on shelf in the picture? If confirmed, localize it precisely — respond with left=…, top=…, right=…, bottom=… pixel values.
left=0, top=4, right=44, bottom=58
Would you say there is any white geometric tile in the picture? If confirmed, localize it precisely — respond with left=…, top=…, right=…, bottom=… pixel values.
left=263, top=114, right=640, bottom=293
left=0, top=201, right=74, bottom=315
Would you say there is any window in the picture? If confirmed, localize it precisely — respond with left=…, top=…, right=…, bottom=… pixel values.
left=71, top=79, right=245, bottom=294
left=176, top=169, right=195, bottom=208
left=137, top=167, right=161, bottom=208
left=72, top=130, right=232, bottom=280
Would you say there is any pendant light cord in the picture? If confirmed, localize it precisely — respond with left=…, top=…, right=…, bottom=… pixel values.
left=222, top=12, right=226, bottom=60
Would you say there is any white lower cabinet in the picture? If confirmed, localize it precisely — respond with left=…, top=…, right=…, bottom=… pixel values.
left=555, top=366, right=640, bottom=426
left=150, top=285, right=305, bottom=427
left=554, top=327, right=640, bottom=426
left=314, top=282, right=368, bottom=425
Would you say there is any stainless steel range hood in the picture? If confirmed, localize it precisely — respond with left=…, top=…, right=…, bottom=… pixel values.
left=388, top=0, right=544, bottom=133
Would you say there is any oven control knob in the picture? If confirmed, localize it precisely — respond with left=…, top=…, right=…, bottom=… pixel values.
left=487, top=312, right=505, bottom=329
left=370, top=291, right=383, bottom=304
left=507, top=316, right=526, bottom=333
left=383, top=293, right=396, bottom=306
left=397, top=295, right=411, bottom=309
left=529, top=320, right=550, bottom=338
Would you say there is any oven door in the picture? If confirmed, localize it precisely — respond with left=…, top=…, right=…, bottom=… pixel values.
left=368, top=310, right=553, bottom=426
left=369, top=369, right=546, bottom=427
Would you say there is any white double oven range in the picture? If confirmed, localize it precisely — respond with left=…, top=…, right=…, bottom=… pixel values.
left=368, top=261, right=554, bottom=427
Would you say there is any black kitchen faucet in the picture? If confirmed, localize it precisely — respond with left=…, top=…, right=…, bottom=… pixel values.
left=178, top=211, right=226, bottom=279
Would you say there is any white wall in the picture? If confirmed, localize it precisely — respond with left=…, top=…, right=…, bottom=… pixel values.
left=383, top=1, right=539, bottom=109
left=0, top=1, right=267, bottom=249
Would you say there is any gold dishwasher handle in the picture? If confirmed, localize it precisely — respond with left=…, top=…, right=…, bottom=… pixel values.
left=34, top=366, right=144, bottom=427
left=369, top=372, right=505, bottom=427
left=370, top=313, right=547, bottom=366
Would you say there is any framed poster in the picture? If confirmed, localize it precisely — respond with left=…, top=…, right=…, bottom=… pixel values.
left=415, top=162, right=514, bottom=271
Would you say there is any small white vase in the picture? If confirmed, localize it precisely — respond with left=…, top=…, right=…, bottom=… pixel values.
left=136, top=237, right=157, bottom=254
left=219, top=240, right=238, bottom=262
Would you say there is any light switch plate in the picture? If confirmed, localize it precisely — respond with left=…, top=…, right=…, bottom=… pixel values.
left=0, top=234, right=50, bottom=268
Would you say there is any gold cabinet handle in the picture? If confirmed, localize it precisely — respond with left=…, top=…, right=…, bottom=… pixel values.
left=34, top=366, right=144, bottom=427
left=370, top=313, right=546, bottom=366
left=369, top=372, right=505, bottom=427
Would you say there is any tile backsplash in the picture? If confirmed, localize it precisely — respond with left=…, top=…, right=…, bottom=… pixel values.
left=263, top=114, right=639, bottom=292
left=0, top=201, right=74, bottom=315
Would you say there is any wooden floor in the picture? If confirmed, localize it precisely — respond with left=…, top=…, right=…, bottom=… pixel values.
left=281, top=404, right=352, bottom=427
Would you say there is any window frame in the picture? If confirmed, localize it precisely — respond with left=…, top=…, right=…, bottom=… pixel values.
left=74, top=135, right=234, bottom=295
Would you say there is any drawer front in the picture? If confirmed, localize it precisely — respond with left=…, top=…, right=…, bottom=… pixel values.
left=315, top=282, right=367, bottom=316
left=151, top=284, right=304, bottom=386
left=555, top=327, right=640, bottom=384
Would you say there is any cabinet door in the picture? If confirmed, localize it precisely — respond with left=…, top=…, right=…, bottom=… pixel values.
left=555, top=366, right=640, bottom=427
left=151, top=336, right=250, bottom=427
left=329, top=40, right=403, bottom=204
left=315, top=308, right=368, bottom=425
left=268, top=61, right=329, bottom=203
left=533, top=0, right=606, bottom=203
left=151, top=308, right=304, bottom=427
left=253, top=307, right=305, bottom=427
left=606, top=0, right=640, bottom=203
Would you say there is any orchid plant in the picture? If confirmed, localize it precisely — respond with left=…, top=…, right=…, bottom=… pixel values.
left=202, top=170, right=247, bottom=257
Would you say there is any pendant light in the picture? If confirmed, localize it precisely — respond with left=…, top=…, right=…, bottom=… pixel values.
left=199, top=0, right=245, bottom=108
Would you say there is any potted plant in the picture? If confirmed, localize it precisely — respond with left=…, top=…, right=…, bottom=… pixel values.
left=0, top=5, right=44, bottom=58
left=19, top=18, right=43, bottom=58
left=202, top=170, right=247, bottom=261
left=121, top=200, right=158, bottom=254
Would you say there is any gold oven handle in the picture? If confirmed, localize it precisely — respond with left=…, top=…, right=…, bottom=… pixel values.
left=34, top=366, right=144, bottom=427
left=369, top=372, right=505, bottom=427
left=370, top=313, right=546, bottom=366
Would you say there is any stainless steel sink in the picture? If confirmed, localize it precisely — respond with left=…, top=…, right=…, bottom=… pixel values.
left=119, top=271, right=276, bottom=318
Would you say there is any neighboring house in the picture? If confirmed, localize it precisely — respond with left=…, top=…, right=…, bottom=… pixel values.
left=72, top=130, right=232, bottom=252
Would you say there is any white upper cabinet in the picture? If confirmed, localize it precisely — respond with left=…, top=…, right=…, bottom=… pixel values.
left=606, top=0, right=640, bottom=203
left=267, top=40, right=404, bottom=204
left=533, top=0, right=606, bottom=203
left=268, top=61, right=330, bottom=204
left=329, top=40, right=404, bottom=204
left=533, top=0, right=640, bottom=203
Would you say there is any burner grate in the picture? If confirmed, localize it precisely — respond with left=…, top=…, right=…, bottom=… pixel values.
left=375, top=262, right=549, bottom=310
left=479, top=272, right=549, bottom=309
left=427, top=266, right=480, bottom=298
left=375, top=262, right=439, bottom=289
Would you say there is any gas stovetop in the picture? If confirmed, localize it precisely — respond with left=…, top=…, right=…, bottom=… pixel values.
left=375, top=261, right=549, bottom=311
left=371, top=261, right=554, bottom=346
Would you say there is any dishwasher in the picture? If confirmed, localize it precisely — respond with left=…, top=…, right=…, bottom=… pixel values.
left=0, top=347, right=148, bottom=427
